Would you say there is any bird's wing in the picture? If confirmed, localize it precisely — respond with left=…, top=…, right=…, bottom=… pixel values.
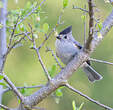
left=73, top=41, right=82, bottom=49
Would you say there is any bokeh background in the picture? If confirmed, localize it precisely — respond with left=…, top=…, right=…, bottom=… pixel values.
left=2, top=0, right=113, bottom=110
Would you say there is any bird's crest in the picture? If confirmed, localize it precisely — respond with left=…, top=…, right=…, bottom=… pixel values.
left=59, top=26, right=72, bottom=35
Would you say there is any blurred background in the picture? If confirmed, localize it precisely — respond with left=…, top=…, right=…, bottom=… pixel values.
left=2, top=0, right=113, bottom=110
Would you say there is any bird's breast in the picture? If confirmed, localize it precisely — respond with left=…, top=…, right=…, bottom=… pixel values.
left=55, top=40, right=79, bottom=64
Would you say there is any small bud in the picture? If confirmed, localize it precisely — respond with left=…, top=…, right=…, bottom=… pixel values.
left=98, top=33, right=102, bottom=39
left=56, top=24, right=59, bottom=27
left=54, top=31, right=58, bottom=37
left=36, top=16, right=40, bottom=22
left=104, top=0, right=110, bottom=3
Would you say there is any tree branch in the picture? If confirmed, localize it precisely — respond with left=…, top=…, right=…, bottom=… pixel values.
left=46, top=47, right=63, bottom=69
left=73, top=6, right=89, bottom=13
left=1, top=32, right=30, bottom=72
left=28, top=23, right=51, bottom=81
left=85, top=0, right=94, bottom=51
left=8, top=15, right=20, bottom=48
left=90, top=58, right=113, bottom=66
left=0, top=0, right=7, bottom=72
left=0, top=104, right=10, bottom=110
left=35, top=48, right=51, bottom=81
left=17, top=0, right=46, bottom=26
left=0, top=73, right=24, bottom=101
left=38, top=11, right=63, bottom=50
left=3, top=85, right=44, bottom=94
left=65, top=83, right=113, bottom=110
left=0, top=0, right=7, bottom=104
left=22, top=9, right=113, bottom=108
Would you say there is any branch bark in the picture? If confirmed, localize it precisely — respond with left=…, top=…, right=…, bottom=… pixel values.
left=65, top=83, right=113, bottom=110
left=0, top=0, right=7, bottom=104
left=85, top=0, right=94, bottom=51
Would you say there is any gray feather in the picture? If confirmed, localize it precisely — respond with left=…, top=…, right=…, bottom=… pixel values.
left=83, top=64, right=103, bottom=82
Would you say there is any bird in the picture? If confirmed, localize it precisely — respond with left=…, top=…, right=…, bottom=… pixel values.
left=55, top=26, right=103, bottom=82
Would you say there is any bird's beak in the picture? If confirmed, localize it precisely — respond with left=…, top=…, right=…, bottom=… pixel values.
left=56, top=35, right=61, bottom=40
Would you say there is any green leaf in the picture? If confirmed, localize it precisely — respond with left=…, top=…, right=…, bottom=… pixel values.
left=21, top=88, right=26, bottom=94
left=38, top=6, right=41, bottom=11
left=20, top=24, right=26, bottom=31
left=20, top=84, right=34, bottom=96
left=43, top=23, right=49, bottom=33
left=0, top=23, right=3, bottom=29
left=0, top=82, right=6, bottom=86
left=29, top=44, right=34, bottom=49
left=25, top=1, right=31, bottom=9
left=55, top=88, right=63, bottom=97
left=72, top=100, right=77, bottom=110
left=33, top=34, right=38, bottom=39
left=15, top=26, right=20, bottom=34
left=48, top=64, right=57, bottom=77
left=18, top=99, right=21, bottom=104
left=63, top=0, right=69, bottom=8
left=81, top=15, right=86, bottom=22
left=97, top=22, right=103, bottom=31
left=78, top=102, right=84, bottom=110
left=0, top=74, right=4, bottom=80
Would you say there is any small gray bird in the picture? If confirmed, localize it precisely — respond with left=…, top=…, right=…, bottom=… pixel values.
left=55, top=26, right=103, bottom=82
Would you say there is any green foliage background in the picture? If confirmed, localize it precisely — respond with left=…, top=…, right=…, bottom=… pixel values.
left=2, top=0, right=113, bottom=110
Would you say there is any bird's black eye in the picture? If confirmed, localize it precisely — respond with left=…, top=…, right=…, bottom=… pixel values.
left=64, top=36, right=67, bottom=39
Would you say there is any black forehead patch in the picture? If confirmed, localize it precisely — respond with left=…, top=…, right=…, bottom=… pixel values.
left=59, top=26, right=72, bottom=35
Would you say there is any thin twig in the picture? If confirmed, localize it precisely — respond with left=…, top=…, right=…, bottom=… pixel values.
left=85, top=0, right=94, bottom=50
left=14, top=32, right=30, bottom=37
left=28, top=23, right=36, bottom=47
left=83, top=5, right=87, bottom=45
left=7, top=32, right=30, bottom=55
left=65, top=83, right=113, bottom=110
left=0, top=73, right=24, bottom=101
left=1, top=32, right=30, bottom=73
left=28, top=24, right=51, bottom=81
left=38, top=11, right=64, bottom=50
left=35, top=48, right=51, bottom=81
left=73, top=6, right=89, bottom=13
left=90, top=58, right=113, bottom=66
left=46, top=47, right=63, bottom=69
left=0, top=104, right=10, bottom=110
left=17, top=0, right=46, bottom=26
left=3, top=85, right=44, bottom=93
left=8, top=15, right=20, bottom=48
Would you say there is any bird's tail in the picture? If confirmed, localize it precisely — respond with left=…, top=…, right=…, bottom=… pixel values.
left=83, top=64, right=103, bottom=83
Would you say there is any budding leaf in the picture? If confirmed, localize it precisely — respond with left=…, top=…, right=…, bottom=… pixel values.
left=72, top=100, right=76, bottom=110
left=55, top=88, right=63, bottom=97
left=0, top=23, right=3, bottom=29
left=38, top=6, right=41, bottom=11
left=63, top=0, right=69, bottom=8
left=0, top=74, right=4, bottom=80
left=29, top=44, right=34, bottom=49
left=81, top=15, right=86, bottom=22
left=78, top=102, right=84, bottom=110
left=48, top=64, right=57, bottom=77
left=98, top=32, right=102, bottom=39
left=0, top=82, right=6, bottom=86
left=97, top=22, right=103, bottom=31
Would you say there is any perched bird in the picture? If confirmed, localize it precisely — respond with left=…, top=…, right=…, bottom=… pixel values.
left=55, top=26, right=103, bottom=82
